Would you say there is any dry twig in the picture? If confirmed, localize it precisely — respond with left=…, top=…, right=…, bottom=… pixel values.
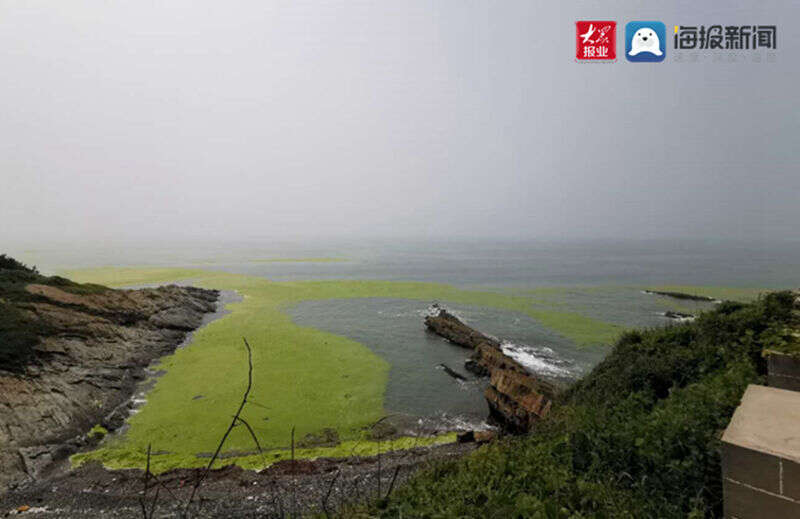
left=184, top=337, right=255, bottom=513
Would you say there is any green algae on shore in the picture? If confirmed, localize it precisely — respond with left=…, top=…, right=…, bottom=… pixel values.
left=250, top=257, right=347, bottom=263
left=62, top=267, right=621, bottom=471
left=74, top=432, right=458, bottom=475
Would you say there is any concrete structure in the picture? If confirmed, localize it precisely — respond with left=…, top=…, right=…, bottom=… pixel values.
left=767, top=350, right=800, bottom=392
left=721, top=384, right=800, bottom=518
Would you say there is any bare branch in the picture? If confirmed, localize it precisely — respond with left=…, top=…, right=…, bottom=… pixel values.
left=385, top=465, right=402, bottom=499
left=138, top=443, right=151, bottom=518
left=147, top=479, right=161, bottom=519
left=185, top=337, right=255, bottom=513
left=321, top=469, right=341, bottom=518
left=235, top=415, right=266, bottom=468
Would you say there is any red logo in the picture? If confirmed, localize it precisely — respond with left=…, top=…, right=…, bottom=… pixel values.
left=576, top=21, right=616, bottom=60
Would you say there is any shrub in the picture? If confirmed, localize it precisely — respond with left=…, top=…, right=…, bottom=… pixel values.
left=0, top=254, right=37, bottom=273
left=358, top=291, right=795, bottom=518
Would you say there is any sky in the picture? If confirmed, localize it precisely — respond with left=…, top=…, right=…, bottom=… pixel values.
left=0, top=0, right=797, bottom=246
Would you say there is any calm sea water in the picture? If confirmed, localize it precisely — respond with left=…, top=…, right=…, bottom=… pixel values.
left=14, top=238, right=800, bottom=426
left=23, top=238, right=800, bottom=289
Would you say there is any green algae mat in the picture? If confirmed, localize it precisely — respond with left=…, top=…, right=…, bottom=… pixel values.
left=65, top=267, right=716, bottom=472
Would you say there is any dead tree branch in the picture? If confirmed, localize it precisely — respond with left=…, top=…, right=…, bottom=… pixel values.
left=139, top=444, right=151, bottom=518
left=321, top=469, right=341, bottom=518
left=184, top=337, right=255, bottom=513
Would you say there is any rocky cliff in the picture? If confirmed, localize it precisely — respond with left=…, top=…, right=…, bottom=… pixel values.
left=0, top=269, right=219, bottom=492
left=424, top=306, right=556, bottom=432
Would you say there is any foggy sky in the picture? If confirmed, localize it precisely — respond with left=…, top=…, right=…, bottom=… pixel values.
left=1, top=1, right=798, bottom=246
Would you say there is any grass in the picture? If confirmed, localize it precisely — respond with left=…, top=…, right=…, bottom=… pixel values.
left=350, top=291, right=796, bottom=518
left=61, top=267, right=622, bottom=472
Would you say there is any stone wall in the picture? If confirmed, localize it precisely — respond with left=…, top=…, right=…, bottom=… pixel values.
left=721, top=385, right=800, bottom=518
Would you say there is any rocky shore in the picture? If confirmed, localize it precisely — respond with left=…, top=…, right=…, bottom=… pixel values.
left=424, top=306, right=556, bottom=433
left=0, top=281, right=220, bottom=492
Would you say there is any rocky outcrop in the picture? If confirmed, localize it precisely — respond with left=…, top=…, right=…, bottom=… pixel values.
left=664, top=310, right=695, bottom=321
left=485, top=369, right=554, bottom=433
left=0, top=283, right=219, bottom=491
left=425, top=306, right=556, bottom=433
left=643, top=289, right=718, bottom=302
left=436, top=363, right=468, bottom=381
left=424, top=305, right=499, bottom=350
left=424, top=306, right=525, bottom=377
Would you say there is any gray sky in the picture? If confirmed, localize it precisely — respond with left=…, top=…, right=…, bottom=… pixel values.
left=1, top=1, right=797, bottom=246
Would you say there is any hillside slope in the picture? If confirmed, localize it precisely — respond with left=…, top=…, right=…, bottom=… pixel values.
left=356, top=290, right=799, bottom=517
left=0, top=255, right=219, bottom=491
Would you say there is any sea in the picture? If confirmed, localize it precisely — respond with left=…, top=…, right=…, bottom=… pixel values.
left=11, top=237, right=800, bottom=426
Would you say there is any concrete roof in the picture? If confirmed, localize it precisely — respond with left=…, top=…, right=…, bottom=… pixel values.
left=722, top=384, right=800, bottom=464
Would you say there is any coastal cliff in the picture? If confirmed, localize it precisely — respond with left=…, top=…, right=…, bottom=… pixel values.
left=0, top=258, right=219, bottom=491
left=424, top=306, right=556, bottom=432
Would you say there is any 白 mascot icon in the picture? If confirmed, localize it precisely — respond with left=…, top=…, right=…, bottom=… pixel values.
left=629, top=27, right=662, bottom=56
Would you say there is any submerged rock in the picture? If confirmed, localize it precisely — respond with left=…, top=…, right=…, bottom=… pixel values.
left=664, top=310, right=695, bottom=321
left=643, top=289, right=718, bottom=302
left=457, top=430, right=498, bottom=444
left=436, top=363, right=468, bottom=381
left=0, top=282, right=219, bottom=491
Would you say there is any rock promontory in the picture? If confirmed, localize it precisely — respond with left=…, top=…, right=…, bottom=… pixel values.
left=424, top=306, right=556, bottom=433
left=0, top=262, right=219, bottom=492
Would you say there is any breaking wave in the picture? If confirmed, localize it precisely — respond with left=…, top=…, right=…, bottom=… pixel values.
left=500, top=341, right=576, bottom=379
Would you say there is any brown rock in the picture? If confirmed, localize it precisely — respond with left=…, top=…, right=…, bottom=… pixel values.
left=0, top=283, right=219, bottom=491
left=424, top=308, right=499, bottom=349
left=485, top=368, right=554, bottom=433
left=424, top=305, right=557, bottom=433
left=474, top=430, right=497, bottom=443
left=456, top=430, right=475, bottom=443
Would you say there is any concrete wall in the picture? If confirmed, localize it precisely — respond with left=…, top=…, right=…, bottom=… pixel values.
left=722, top=442, right=800, bottom=517
left=721, top=384, right=800, bottom=518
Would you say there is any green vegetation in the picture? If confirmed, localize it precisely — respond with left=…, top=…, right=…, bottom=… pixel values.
left=62, top=267, right=621, bottom=472
left=64, top=268, right=621, bottom=348
left=0, top=255, right=109, bottom=370
left=352, top=291, right=796, bottom=518
left=63, top=266, right=208, bottom=287
left=250, top=257, right=346, bottom=263
left=88, top=424, right=108, bottom=440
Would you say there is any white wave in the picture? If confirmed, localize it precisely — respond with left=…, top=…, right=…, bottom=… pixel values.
left=424, top=303, right=468, bottom=322
left=500, top=341, right=574, bottom=378
left=415, top=413, right=494, bottom=433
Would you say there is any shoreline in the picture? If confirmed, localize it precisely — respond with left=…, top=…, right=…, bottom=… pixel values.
left=60, top=267, right=617, bottom=476
left=4, top=442, right=477, bottom=517
left=0, top=282, right=220, bottom=492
